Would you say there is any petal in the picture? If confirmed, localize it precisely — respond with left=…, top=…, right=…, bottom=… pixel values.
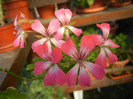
left=33, top=61, right=52, bottom=75
left=47, top=19, right=60, bottom=35
left=13, top=35, right=21, bottom=47
left=83, top=61, right=105, bottom=80
left=67, top=26, right=82, bottom=36
left=54, top=64, right=66, bottom=85
left=88, top=34, right=104, bottom=46
left=61, top=37, right=79, bottom=60
left=51, top=47, right=62, bottom=64
left=80, top=35, right=94, bottom=60
left=55, top=8, right=72, bottom=25
left=66, top=63, right=79, bottom=86
left=54, top=27, right=65, bottom=40
left=44, top=66, right=56, bottom=86
left=96, top=23, right=110, bottom=40
left=31, top=19, right=47, bottom=36
left=104, top=39, right=119, bottom=48
left=50, top=38, right=65, bottom=48
left=104, top=48, right=118, bottom=64
left=14, top=15, right=18, bottom=26
left=35, top=42, right=50, bottom=61
left=20, top=35, right=24, bottom=48
left=95, top=48, right=107, bottom=69
left=32, top=38, right=47, bottom=52
left=78, top=67, right=91, bottom=86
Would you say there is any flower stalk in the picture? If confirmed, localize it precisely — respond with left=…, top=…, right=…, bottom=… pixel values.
left=0, top=0, right=5, bottom=26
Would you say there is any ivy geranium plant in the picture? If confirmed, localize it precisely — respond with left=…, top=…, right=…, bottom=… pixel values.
left=1, top=8, right=119, bottom=87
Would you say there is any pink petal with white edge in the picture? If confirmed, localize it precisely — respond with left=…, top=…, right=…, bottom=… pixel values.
left=95, top=48, right=107, bottom=69
left=44, top=66, right=56, bottom=86
left=14, top=15, right=18, bottom=26
left=35, top=42, right=50, bottom=61
left=54, top=64, right=66, bottom=85
left=83, top=61, right=105, bottom=80
left=51, top=47, right=62, bottom=64
left=66, top=63, right=79, bottom=86
left=104, top=39, right=119, bottom=48
left=13, top=35, right=21, bottom=47
left=20, top=35, right=24, bottom=48
left=67, top=26, right=82, bottom=36
left=31, top=19, right=47, bottom=36
left=78, top=67, right=91, bottom=86
left=97, top=23, right=110, bottom=40
left=80, top=35, right=94, bottom=60
left=54, top=27, right=65, bottom=40
left=104, top=48, right=118, bottom=64
left=32, top=38, right=47, bottom=52
left=55, top=8, right=72, bottom=25
left=47, top=19, right=60, bottom=35
left=50, top=38, right=65, bottom=48
left=61, top=37, right=79, bottom=60
left=88, top=34, right=104, bottom=46
left=33, top=61, right=52, bottom=75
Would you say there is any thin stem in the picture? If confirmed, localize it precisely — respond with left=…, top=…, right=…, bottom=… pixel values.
left=0, top=0, right=5, bottom=26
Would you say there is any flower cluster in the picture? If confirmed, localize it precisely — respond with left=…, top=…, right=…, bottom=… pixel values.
left=14, top=8, right=119, bottom=86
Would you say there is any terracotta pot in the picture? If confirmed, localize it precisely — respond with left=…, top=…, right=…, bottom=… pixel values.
left=37, top=5, right=55, bottom=19
left=76, top=0, right=108, bottom=14
left=110, top=22, right=119, bottom=34
left=110, top=0, right=132, bottom=7
left=0, top=23, right=17, bottom=53
left=3, top=0, right=32, bottom=19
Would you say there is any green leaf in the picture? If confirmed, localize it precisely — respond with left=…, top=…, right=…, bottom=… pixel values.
left=35, top=35, right=44, bottom=38
left=87, top=0, right=95, bottom=6
left=33, top=57, right=44, bottom=62
left=0, top=88, right=27, bottom=99
left=26, top=63, right=35, bottom=70
left=69, top=21, right=76, bottom=25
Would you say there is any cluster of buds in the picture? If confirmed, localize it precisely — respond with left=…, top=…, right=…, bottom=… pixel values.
left=13, top=9, right=119, bottom=86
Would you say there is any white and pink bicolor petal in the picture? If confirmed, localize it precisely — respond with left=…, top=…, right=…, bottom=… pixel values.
left=67, top=26, right=82, bottom=36
left=95, top=48, right=107, bottom=69
left=104, top=48, right=118, bottom=64
left=54, top=27, right=65, bottom=40
left=20, top=35, right=24, bottom=48
left=31, top=19, right=47, bottom=36
left=55, top=8, right=72, bottom=25
left=50, top=38, right=65, bottom=48
left=78, top=67, right=91, bottom=86
left=33, top=61, right=52, bottom=75
left=97, top=23, right=110, bottom=40
left=104, top=39, right=119, bottom=48
left=83, top=61, right=105, bottom=80
left=13, top=35, right=21, bottom=47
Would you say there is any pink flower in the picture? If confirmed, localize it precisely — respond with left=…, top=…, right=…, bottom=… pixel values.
left=95, top=23, right=119, bottom=69
left=33, top=43, right=66, bottom=86
left=54, top=8, right=82, bottom=40
left=31, top=19, right=64, bottom=54
left=13, top=15, right=26, bottom=48
left=61, top=35, right=105, bottom=86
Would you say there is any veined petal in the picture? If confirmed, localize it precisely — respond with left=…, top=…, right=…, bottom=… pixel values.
left=13, top=35, right=21, bottom=47
left=14, top=15, right=18, bottom=26
left=104, top=39, right=119, bottom=48
left=51, top=47, right=62, bottom=64
left=104, top=48, right=118, bottom=64
left=55, top=8, right=72, bottom=25
left=50, top=38, right=65, bottom=48
left=97, top=23, right=110, bottom=40
left=67, top=26, right=82, bottom=36
left=32, top=38, right=47, bottom=52
left=35, top=42, right=50, bottom=61
left=80, top=35, right=94, bottom=60
left=54, top=27, right=65, bottom=40
left=78, top=67, right=91, bottom=86
left=33, top=61, right=52, bottom=75
left=44, top=66, right=56, bottom=86
left=88, top=34, right=104, bottom=46
left=61, top=37, right=79, bottom=60
left=95, top=48, right=107, bottom=69
left=20, top=35, right=24, bottom=48
left=54, top=64, right=66, bottom=85
left=66, top=63, right=79, bottom=86
left=47, top=19, right=60, bottom=35
left=31, top=19, right=47, bottom=36
left=83, top=61, right=105, bottom=80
